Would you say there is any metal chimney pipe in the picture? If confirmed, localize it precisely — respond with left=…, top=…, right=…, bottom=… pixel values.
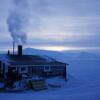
left=13, top=41, right=15, bottom=54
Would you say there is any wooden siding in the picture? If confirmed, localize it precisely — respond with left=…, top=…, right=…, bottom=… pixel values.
left=0, top=64, right=67, bottom=80
left=0, top=61, right=1, bottom=73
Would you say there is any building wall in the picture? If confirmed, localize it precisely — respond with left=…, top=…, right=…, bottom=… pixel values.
left=43, top=65, right=67, bottom=78
left=0, top=61, right=6, bottom=79
left=0, top=61, right=1, bottom=72
left=0, top=61, right=2, bottom=78
left=30, top=65, right=67, bottom=78
left=6, top=64, right=67, bottom=80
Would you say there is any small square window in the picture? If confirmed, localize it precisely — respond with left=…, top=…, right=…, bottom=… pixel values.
left=44, top=66, right=51, bottom=72
left=21, top=67, right=26, bottom=71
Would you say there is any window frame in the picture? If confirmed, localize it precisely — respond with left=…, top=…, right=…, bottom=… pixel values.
left=44, top=65, right=51, bottom=72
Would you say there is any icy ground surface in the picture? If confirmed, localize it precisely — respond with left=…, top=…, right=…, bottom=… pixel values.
left=0, top=49, right=100, bottom=100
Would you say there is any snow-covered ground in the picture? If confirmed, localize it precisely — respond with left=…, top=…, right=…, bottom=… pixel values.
left=0, top=49, right=100, bottom=100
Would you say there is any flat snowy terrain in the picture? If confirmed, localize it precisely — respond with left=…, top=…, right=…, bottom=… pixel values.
left=0, top=49, right=100, bottom=100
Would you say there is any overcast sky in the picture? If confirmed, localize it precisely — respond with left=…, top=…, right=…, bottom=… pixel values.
left=0, top=0, right=100, bottom=51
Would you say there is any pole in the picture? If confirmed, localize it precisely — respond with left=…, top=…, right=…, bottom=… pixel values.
left=13, top=41, right=15, bottom=54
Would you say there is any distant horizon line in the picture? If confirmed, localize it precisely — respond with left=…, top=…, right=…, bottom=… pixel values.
left=0, top=45, right=100, bottom=53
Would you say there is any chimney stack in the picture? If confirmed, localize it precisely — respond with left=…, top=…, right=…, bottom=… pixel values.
left=18, top=45, right=22, bottom=56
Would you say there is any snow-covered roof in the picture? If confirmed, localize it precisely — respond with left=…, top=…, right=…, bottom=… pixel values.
left=0, top=54, right=67, bottom=66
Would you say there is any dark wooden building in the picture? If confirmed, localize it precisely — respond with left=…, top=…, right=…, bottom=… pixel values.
left=0, top=45, right=68, bottom=80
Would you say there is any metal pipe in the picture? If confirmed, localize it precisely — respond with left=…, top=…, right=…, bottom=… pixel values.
left=13, top=41, right=15, bottom=54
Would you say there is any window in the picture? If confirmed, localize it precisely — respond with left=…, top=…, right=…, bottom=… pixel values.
left=21, top=67, right=26, bottom=71
left=44, top=66, right=51, bottom=72
left=20, top=67, right=27, bottom=73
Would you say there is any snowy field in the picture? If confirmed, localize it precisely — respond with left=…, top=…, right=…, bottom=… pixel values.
left=0, top=49, right=100, bottom=100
